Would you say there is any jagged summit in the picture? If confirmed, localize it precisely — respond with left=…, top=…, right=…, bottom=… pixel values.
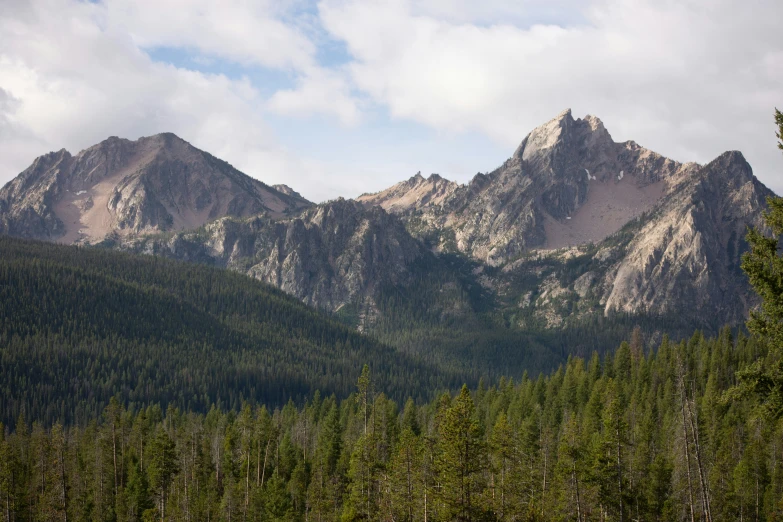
left=514, top=109, right=613, bottom=168
left=359, top=109, right=764, bottom=267
left=0, top=133, right=311, bottom=243
left=357, top=171, right=458, bottom=214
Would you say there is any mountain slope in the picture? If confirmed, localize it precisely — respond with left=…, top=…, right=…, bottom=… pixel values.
left=0, top=111, right=772, bottom=343
left=357, top=172, right=459, bottom=214
left=356, top=110, right=772, bottom=328
left=0, top=133, right=311, bottom=243
left=0, top=235, right=455, bottom=425
left=117, top=198, right=574, bottom=372
left=360, top=109, right=699, bottom=265
left=469, top=150, right=770, bottom=331
left=601, top=150, right=768, bottom=318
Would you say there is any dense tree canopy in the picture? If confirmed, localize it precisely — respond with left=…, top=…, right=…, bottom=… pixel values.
left=2, top=330, right=781, bottom=521
left=0, top=236, right=457, bottom=426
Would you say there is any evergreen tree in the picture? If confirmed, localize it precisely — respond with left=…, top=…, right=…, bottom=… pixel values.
left=263, top=471, right=293, bottom=522
left=126, top=459, right=153, bottom=521
left=489, top=412, right=520, bottom=521
left=147, top=428, right=179, bottom=521
left=341, top=434, right=374, bottom=522
left=437, top=385, right=486, bottom=522
left=388, top=427, right=423, bottom=522
left=734, top=108, right=783, bottom=419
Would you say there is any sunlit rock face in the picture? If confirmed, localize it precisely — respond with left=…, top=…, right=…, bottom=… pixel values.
left=359, top=109, right=697, bottom=266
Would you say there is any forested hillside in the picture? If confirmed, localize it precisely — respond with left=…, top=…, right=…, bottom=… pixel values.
left=0, top=236, right=458, bottom=426
left=1, top=329, right=777, bottom=521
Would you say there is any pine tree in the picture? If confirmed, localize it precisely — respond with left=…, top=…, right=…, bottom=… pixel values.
left=591, top=379, right=629, bottom=521
left=263, top=471, right=293, bottom=522
left=44, top=423, right=68, bottom=522
left=341, top=434, right=374, bottom=522
left=308, top=401, right=342, bottom=522
left=489, top=412, right=522, bottom=521
left=733, top=108, right=783, bottom=419
left=126, top=458, right=153, bottom=521
left=388, top=427, right=423, bottom=522
left=146, top=428, right=179, bottom=521
left=437, top=385, right=486, bottom=522
left=401, top=398, right=420, bottom=437
left=0, top=423, right=12, bottom=522
left=555, top=414, right=585, bottom=522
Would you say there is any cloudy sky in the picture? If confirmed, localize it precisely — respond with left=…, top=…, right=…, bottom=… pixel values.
left=1, top=0, right=781, bottom=202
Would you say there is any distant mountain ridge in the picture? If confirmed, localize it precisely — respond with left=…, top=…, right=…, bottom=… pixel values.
left=0, top=111, right=773, bottom=340
left=123, top=198, right=427, bottom=315
left=355, top=110, right=772, bottom=325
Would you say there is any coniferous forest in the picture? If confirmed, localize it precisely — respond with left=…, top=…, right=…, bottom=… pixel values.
left=0, top=331, right=780, bottom=522
left=0, top=235, right=470, bottom=427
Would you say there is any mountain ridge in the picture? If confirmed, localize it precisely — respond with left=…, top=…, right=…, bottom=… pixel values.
left=0, top=132, right=312, bottom=244
left=0, top=111, right=773, bottom=342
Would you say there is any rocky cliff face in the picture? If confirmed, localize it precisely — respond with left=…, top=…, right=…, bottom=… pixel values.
left=122, top=198, right=428, bottom=316
left=600, top=150, right=769, bottom=319
left=0, top=133, right=311, bottom=244
left=466, top=149, right=772, bottom=330
left=360, top=109, right=697, bottom=265
left=357, top=172, right=459, bottom=214
left=356, top=109, right=773, bottom=328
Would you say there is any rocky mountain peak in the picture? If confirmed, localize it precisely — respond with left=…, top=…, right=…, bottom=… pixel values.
left=272, top=184, right=305, bottom=199
left=356, top=171, right=459, bottom=215
left=357, top=109, right=735, bottom=265
left=705, top=150, right=753, bottom=182
left=514, top=109, right=615, bottom=168
left=0, top=133, right=311, bottom=243
left=515, top=108, right=574, bottom=161
left=1, top=113, right=775, bottom=337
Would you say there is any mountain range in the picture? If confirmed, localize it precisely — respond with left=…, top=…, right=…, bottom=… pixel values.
left=0, top=109, right=771, bottom=351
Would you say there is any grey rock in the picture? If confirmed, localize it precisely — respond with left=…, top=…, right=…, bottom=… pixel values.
left=360, top=109, right=696, bottom=266
left=0, top=133, right=311, bottom=243
left=122, top=198, right=426, bottom=315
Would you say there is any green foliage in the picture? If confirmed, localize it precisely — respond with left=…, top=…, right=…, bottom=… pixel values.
left=734, top=107, right=783, bottom=419
left=1, top=330, right=781, bottom=521
left=0, top=235, right=454, bottom=426
left=437, top=385, right=487, bottom=522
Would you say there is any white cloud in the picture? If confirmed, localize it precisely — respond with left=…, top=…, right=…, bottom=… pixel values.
left=267, top=67, right=361, bottom=126
left=411, top=0, right=589, bottom=26
left=0, top=0, right=359, bottom=201
left=104, top=0, right=362, bottom=126
left=105, top=0, right=316, bottom=71
left=319, top=0, right=783, bottom=192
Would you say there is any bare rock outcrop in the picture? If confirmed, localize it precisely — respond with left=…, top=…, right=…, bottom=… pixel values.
left=123, top=198, right=426, bottom=314
left=360, top=109, right=696, bottom=265
left=600, top=150, right=769, bottom=321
